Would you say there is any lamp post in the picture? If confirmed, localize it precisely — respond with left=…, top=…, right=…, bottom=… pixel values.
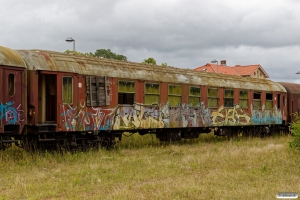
left=211, top=59, right=218, bottom=73
left=296, top=71, right=300, bottom=74
left=65, top=37, right=75, bottom=53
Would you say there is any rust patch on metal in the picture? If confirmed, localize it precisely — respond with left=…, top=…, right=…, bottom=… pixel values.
left=0, top=46, right=26, bottom=68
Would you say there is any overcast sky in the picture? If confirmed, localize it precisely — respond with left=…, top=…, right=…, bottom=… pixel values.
left=1, top=0, right=300, bottom=83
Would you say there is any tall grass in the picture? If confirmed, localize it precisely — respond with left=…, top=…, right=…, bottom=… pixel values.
left=0, top=133, right=299, bottom=200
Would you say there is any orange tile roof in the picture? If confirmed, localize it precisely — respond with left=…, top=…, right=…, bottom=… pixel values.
left=194, top=63, right=269, bottom=78
left=194, top=63, right=239, bottom=75
left=233, top=65, right=269, bottom=78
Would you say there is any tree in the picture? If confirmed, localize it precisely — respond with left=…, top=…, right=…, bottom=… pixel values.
left=91, top=49, right=127, bottom=61
left=290, top=113, right=300, bottom=149
left=161, top=62, right=168, bottom=66
left=64, top=50, right=90, bottom=56
left=142, top=57, right=157, bottom=65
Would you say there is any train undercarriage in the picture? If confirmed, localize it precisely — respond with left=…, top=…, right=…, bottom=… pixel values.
left=0, top=125, right=290, bottom=151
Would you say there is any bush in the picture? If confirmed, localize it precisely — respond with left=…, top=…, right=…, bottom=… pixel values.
left=289, top=113, right=300, bottom=149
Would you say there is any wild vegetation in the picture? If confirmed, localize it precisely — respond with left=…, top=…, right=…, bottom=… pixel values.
left=290, top=113, right=300, bottom=149
left=0, top=133, right=299, bottom=200
left=64, top=49, right=169, bottom=66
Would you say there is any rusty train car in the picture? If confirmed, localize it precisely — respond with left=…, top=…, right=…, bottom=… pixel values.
left=0, top=45, right=295, bottom=150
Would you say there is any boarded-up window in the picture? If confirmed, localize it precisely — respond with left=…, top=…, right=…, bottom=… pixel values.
left=62, top=76, right=73, bottom=104
left=8, top=73, right=15, bottom=96
left=266, top=93, right=273, bottom=109
left=253, top=92, right=261, bottom=109
left=118, top=81, right=135, bottom=104
left=224, top=89, right=234, bottom=107
left=86, top=76, right=110, bottom=106
left=239, top=90, right=248, bottom=108
left=208, top=88, right=218, bottom=108
left=189, top=86, right=201, bottom=106
left=168, top=85, right=181, bottom=106
left=145, top=83, right=160, bottom=104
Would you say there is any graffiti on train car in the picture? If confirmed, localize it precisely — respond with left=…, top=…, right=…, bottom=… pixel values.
left=111, top=102, right=213, bottom=130
left=211, top=104, right=252, bottom=126
left=251, top=105, right=282, bottom=125
left=60, top=100, right=283, bottom=131
left=61, top=100, right=115, bottom=131
left=60, top=101, right=212, bottom=131
left=0, top=101, right=24, bottom=124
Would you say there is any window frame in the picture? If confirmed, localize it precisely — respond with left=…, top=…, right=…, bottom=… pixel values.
left=253, top=91, right=261, bottom=109
left=266, top=92, right=273, bottom=109
left=168, top=84, right=182, bottom=106
left=239, top=90, right=248, bottom=109
left=62, top=76, right=73, bottom=104
left=8, top=73, right=15, bottom=96
left=144, top=82, right=160, bottom=105
left=224, top=89, right=234, bottom=108
left=118, top=80, right=135, bottom=104
left=207, top=88, right=219, bottom=108
left=188, top=86, right=201, bottom=106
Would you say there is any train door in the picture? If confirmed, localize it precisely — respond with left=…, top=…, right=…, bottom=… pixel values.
left=2, top=69, right=24, bottom=132
left=38, top=74, right=57, bottom=123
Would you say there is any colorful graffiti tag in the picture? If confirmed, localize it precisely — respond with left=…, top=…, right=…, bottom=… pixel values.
left=211, top=104, right=252, bottom=126
left=61, top=99, right=115, bottom=131
left=0, top=101, right=24, bottom=124
left=60, top=100, right=283, bottom=132
left=251, top=104, right=282, bottom=125
left=60, top=101, right=212, bottom=131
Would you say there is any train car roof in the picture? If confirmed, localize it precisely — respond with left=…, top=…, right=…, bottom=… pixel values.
left=15, top=49, right=286, bottom=92
left=0, top=46, right=26, bottom=68
left=277, top=82, right=300, bottom=94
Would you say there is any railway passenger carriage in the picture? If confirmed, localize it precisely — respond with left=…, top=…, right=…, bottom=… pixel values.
left=0, top=46, right=27, bottom=149
left=0, top=45, right=291, bottom=150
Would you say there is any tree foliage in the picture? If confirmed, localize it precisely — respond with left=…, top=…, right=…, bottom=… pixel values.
left=142, top=57, right=157, bottom=65
left=290, top=113, right=300, bottom=149
left=161, top=62, right=168, bottom=66
left=91, top=49, right=127, bottom=61
left=64, top=50, right=90, bottom=56
left=64, top=49, right=127, bottom=61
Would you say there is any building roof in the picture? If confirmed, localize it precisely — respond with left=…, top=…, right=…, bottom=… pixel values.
left=195, top=62, right=270, bottom=78
left=233, top=64, right=269, bottom=78
left=194, top=63, right=240, bottom=75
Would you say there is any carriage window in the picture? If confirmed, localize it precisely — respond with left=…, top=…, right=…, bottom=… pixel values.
left=208, top=88, right=218, bottom=108
left=118, top=81, right=135, bottom=104
left=8, top=74, right=15, bottom=96
left=189, top=86, right=201, bottom=106
left=239, top=90, right=248, bottom=108
left=224, top=89, right=234, bottom=107
left=253, top=92, right=261, bottom=109
left=266, top=93, right=273, bottom=109
left=62, top=76, right=73, bottom=104
left=86, top=76, right=110, bottom=106
left=168, top=85, right=181, bottom=106
left=145, top=83, right=160, bottom=105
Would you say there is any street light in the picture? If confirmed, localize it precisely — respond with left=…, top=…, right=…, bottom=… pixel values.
left=211, top=59, right=218, bottom=73
left=65, top=37, right=75, bottom=53
left=296, top=71, right=300, bottom=74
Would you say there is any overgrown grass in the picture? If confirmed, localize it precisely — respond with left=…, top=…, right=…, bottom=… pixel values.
left=0, top=133, right=299, bottom=200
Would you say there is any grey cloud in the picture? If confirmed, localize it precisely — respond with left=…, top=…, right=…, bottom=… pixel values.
left=1, top=0, right=300, bottom=82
